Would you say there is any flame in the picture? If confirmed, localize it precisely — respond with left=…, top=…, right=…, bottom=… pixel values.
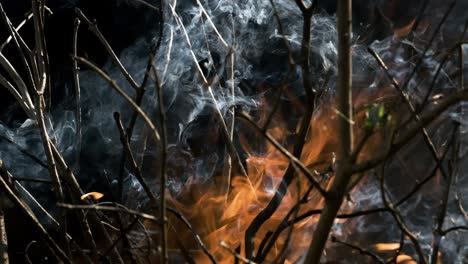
left=372, top=242, right=400, bottom=251
left=396, top=255, right=417, bottom=264
left=143, top=87, right=397, bottom=263
left=393, top=19, right=416, bottom=39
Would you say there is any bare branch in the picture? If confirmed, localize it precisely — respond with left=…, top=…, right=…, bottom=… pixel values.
left=114, top=112, right=157, bottom=202
left=74, top=56, right=161, bottom=143
left=219, top=241, right=257, bottom=264
left=72, top=17, right=82, bottom=163
left=244, top=0, right=320, bottom=257
left=305, top=0, right=353, bottom=262
left=150, top=56, right=169, bottom=264
left=75, top=8, right=140, bottom=90
left=379, top=165, right=427, bottom=264
left=0, top=161, right=70, bottom=263
left=352, top=88, right=468, bottom=173
left=58, top=203, right=162, bottom=223
left=331, top=236, right=385, bottom=264
left=399, top=2, right=455, bottom=92
left=442, top=226, right=468, bottom=236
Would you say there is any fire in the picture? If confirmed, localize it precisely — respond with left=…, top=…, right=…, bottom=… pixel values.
left=140, top=87, right=397, bottom=263
left=393, top=19, right=416, bottom=39
left=396, top=255, right=417, bottom=264
left=373, top=242, right=400, bottom=251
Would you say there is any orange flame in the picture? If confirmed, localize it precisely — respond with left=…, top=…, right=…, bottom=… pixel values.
left=145, top=87, right=397, bottom=263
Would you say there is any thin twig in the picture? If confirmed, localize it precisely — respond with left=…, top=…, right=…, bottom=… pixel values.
left=0, top=134, right=48, bottom=168
left=441, top=226, right=468, bottom=236
left=131, top=0, right=160, bottom=11
left=169, top=2, right=251, bottom=187
left=0, top=2, right=37, bottom=100
left=150, top=56, right=169, bottom=264
left=430, top=154, right=455, bottom=263
left=100, top=217, right=139, bottom=260
left=219, top=241, right=257, bottom=264
left=379, top=165, right=427, bottom=264
left=74, top=56, right=161, bottom=143
left=35, top=90, right=69, bottom=256
left=0, top=53, right=35, bottom=117
left=331, top=236, right=385, bottom=264
left=244, top=1, right=319, bottom=257
left=0, top=161, right=70, bottom=263
left=50, top=142, right=124, bottom=263
left=256, top=174, right=329, bottom=262
left=161, top=206, right=217, bottom=264
left=352, top=88, right=468, bottom=173
left=171, top=227, right=196, bottom=264
left=195, top=0, right=228, bottom=47
left=58, top=203, right=162, bottom=223
left=286, top=132, right=454, bottom=225
left=12, top=177, right=51, bottom=184
left=262, top=0, right=297, bottom=130
left=75, top=8, right=140, bottom=90
left=368, top=46, right=451, bottom=192
left=417, top=41, right=468, bottom=114
left=221, top=14, right=236, bottom=203
left=237, top=111, right=327, bottom=197
left=399, top=2, right=456, bottom=92
left=114, top=112, right=157, bottom=202
left=0, top=11, right=33, bottom=51
left=0, top=73, right=34, bottom=118
left=430, top=66, right=463, bottom=262
left=161, top=29, right=174, bottom=85
left=72, top=17, right=82, bottom=164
